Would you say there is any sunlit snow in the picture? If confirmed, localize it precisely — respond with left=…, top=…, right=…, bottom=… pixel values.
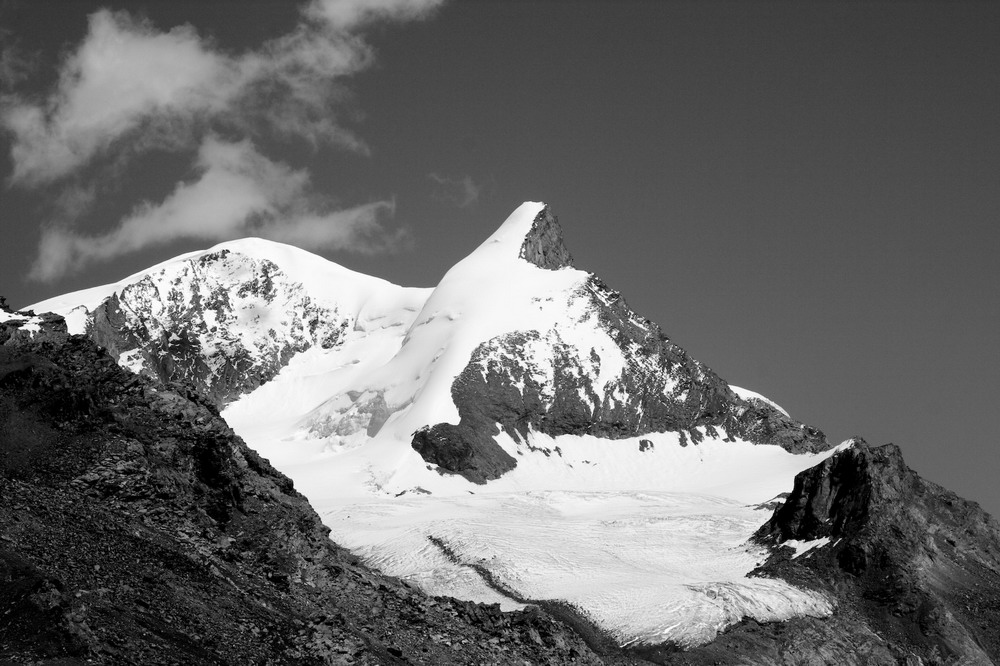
left=784, top=537, right=835, bottom=560
left=0, top=309, right=44, bottom=333
left=31, top=201, right=842, bottom=648
left=223, top=204, right=841, bottom=647
left=730, top=385, right=790, bottom=418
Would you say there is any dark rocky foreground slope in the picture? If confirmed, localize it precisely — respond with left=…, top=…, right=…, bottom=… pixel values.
left=0, top=311, right=621, bottom=665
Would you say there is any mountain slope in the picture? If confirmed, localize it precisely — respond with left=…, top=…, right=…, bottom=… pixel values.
left=30, top=238, right=428, bottom=408
left=755, top=440, right=1000, bottom=663
left=23, top=203, right=845, bottom=648
left=413, top=205, right=826, bottom=483
left=0, top=307, right=612, bottom=665
left=23, top=201, right=999, bottom=659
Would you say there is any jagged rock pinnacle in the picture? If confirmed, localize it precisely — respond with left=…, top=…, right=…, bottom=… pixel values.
left=518, top=205, right=574, bottom=270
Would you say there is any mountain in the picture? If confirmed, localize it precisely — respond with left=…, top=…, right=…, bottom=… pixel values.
left=0, top=306, right=609, bottom=665
left=29, top=238, right=429, bottom=408
left=20, top=202, right=1000, bottom=663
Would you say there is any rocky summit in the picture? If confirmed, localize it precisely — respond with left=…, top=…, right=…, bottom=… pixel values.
left=11, top=202, right=1000, bottom=664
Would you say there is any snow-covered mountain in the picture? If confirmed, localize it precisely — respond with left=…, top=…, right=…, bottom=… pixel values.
left=31, top=238, right=429, bottom=407
left=30, top=202, right=847, bottom=647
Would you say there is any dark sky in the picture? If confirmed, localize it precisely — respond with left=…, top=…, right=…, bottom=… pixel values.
left=2, top=1, right=998, bottom=516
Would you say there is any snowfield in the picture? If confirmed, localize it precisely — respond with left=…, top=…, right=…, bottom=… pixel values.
left=321, top=489, right=832, bottom=648
left=31, top=201, right=844, bottom=648
left=234, top=412, right=846, bottom=647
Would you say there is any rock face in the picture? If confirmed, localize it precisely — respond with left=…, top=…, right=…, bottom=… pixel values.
left=0, top=306, right=68, bottom=346
left=754, top=441, right=1000, bottom=664
left=86, top=249, right=348, bottom=408
left=519, top=205, right=575, bottom=270
left=620, top=442, right=1000, bottom=665
left=0, top=313, right=619, bottom=665
left=637, top=441, right=1000, bottom=665
left=413, top=213, right=827, bottom=483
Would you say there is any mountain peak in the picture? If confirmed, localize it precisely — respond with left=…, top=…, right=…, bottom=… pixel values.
left=518, top=204, right=574, bottom=270
left=466, top=202, right=574, bottom=271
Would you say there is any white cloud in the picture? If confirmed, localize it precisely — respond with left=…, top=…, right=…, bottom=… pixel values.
left=266, top=200, right=411, bottom=254
left=1, top=0, right=445, bottom=185
left=306, top=0, right=443, bottom=30
left=3, top=0, right=445, bottom=279
left=29, top=136, right=405, bottom=281
left=428, top=172, right=484, bottom=208
left=232, top=24, right=371, bottom=152
left=3, top=10, right=235, bottom=186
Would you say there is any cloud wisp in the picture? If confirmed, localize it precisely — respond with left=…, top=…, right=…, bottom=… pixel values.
left=29, top=136, right=406, bottom=281
left=2, top=11, right=232, bottom=187
left=428, top=172, right=485, bottom=208
left=2, top=0, right=443, bottom=280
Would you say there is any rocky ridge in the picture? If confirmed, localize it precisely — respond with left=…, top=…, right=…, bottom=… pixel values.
left=85, top=249, right=348, bottom=408
left=631, top=441, right=1000, bottom=665
left=755, top=441, right=1000, bottom=663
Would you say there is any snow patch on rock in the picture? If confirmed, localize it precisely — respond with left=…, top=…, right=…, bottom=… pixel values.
left=731, top=385, right=790, bottom=418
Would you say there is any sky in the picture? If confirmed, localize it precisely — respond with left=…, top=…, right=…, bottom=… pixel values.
left=1, top=0, right=998, bottom=516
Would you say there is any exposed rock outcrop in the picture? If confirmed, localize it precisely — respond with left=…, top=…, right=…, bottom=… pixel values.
left=613, top=442, right=1000, bottom=665
left=754, top=441, right=1000, bottom=662
left=644, top=441, right=1000, bottom=665
left=413, top=275, right=828, bottom=483
left=518, top=205, right=575, bottom=270
left=0, top=303, right=68, bottom=346
left=86, top=250, right=348, bottom=408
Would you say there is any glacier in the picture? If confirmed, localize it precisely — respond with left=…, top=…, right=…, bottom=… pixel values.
left=29, top=201, right=844, bottom=647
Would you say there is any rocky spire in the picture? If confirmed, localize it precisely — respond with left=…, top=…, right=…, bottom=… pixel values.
left=518, top=205, right=574, bottom=270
